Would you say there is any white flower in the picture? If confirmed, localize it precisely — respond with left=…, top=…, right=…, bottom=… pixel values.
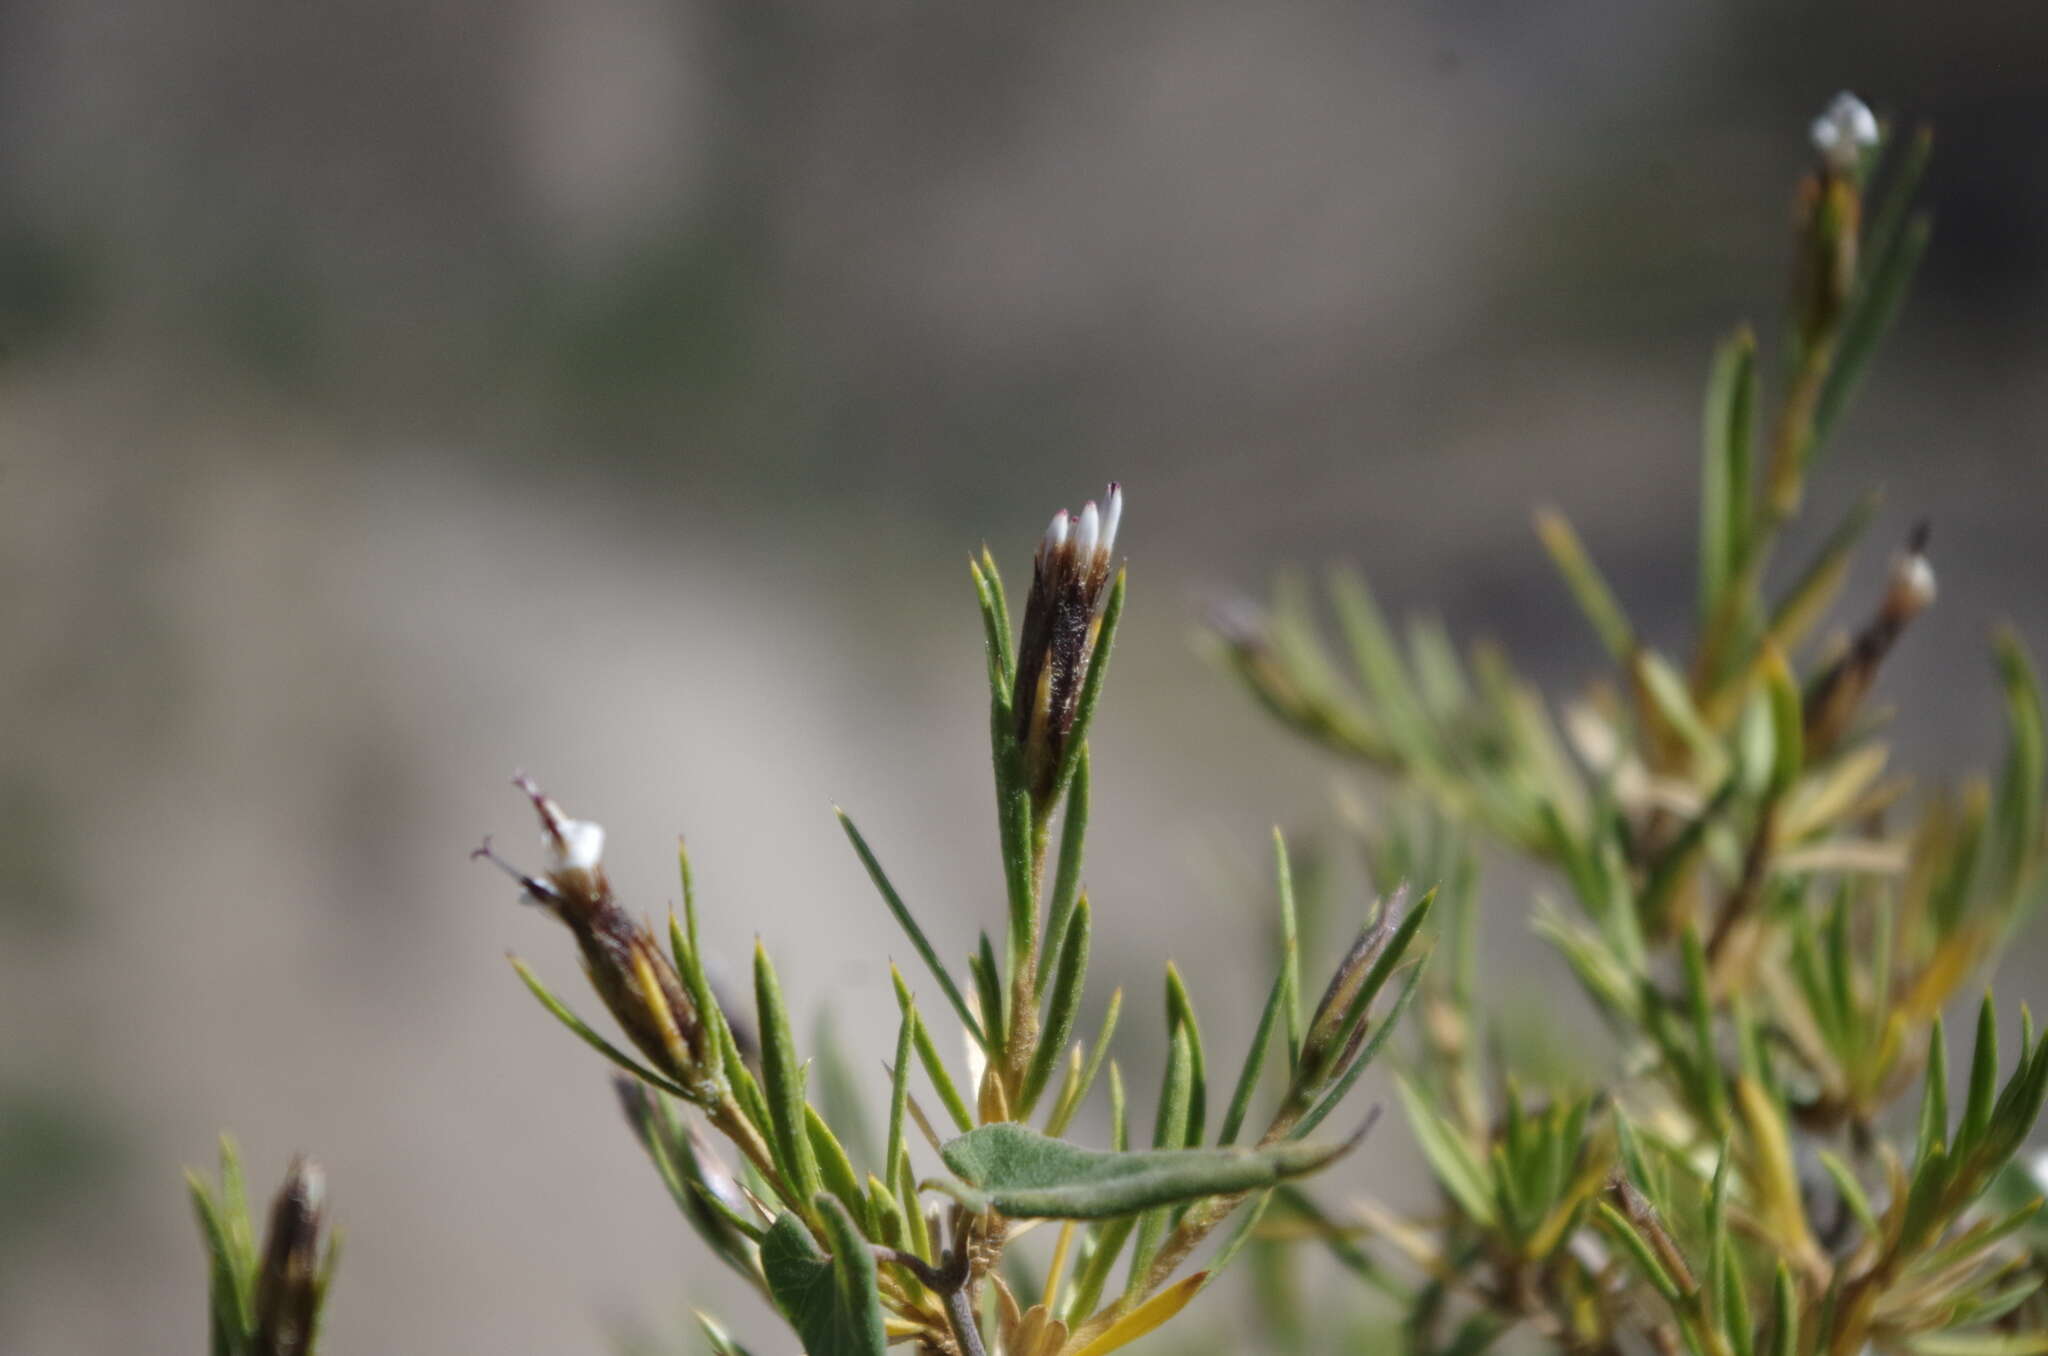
left=1811, top=91, right=1879, bottom=174
left=552, top=817, right=606, bottom=872
left=514, top=773, right=606, bottom=874
left=1893, top=550, right=1936, bottom=613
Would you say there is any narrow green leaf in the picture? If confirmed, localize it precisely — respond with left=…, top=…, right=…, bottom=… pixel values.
left=1816, top=1149, right=1878, bottom=1239
left=1765, top=1263, right=1797, bottom=1356
left=891, top=968, right=974, bottom=1135
left=972, top=933, right=1006, bottom=1050
left=1047, top=988, right=1123, bottom=1138
left=970, top=556, right=1015, bottom=700
left=1866, top=125, right=1934, bottom=280
left=755, top=942, right=823, bottom=1206
left=1275, top=829, right=1304, bottom=1071
left=187, top=1172, right=254, bottom=1349
left=1720, top=1232, right=1753, bottom=1356
left=1042, top=748, right=1091, bottom=997
left=1109, top=1060, right=1128, bottom=1152
left=1064, top=1216, right=1137, bottom=1324
left=885, top=1008, right=913, bottom=1204
left=509, top=957, right=691, bottom=1098
left=838, top=811, right=986, bottom=1050
left=760, top=1201, right=888, bottom=1356
left=1535, top=508, right=1636, bottom=662
left=718, top=1007, right=774, bottom=1146
left=995, top=746, right=1035, bottom=1001
left=980, top=546, right=1013, bottom=673
left=1682, top=929, right=1732, bottom=1133
left=1764, top=647, right=1803, bottom=799
left=1595, top=1200, right=1681, bottom=1303
left=1123, top=1026, right=1192, bottom=1301
left=1702, top=328, right=1757, bottom=617
left=1992, top=630, right=2046, bottom=910
left=1199, top=1187, right=1275, bottom=1285
left=1328, top=566, right=1431, bottom=754
left=1164, top=965, right=1208, bottom=1147
left=895, top=1144, right=932, bottom=1263
left=1396, top=1075, right=1498, bottom=1228
left=1638, top=651, right=1726, bottom=772
left=1705, top=1147, right=1731, bottom=1334
left=937, top=1122, right=1361, bottom=1220
left=1314, top=888, right=1437, bottom=1089
left=807, top=1106, right=872, bottom=1233
left=1963, top=993, right=1999, bottom=1153
left=1022, top=897, right=1092, bottom=1116
left=1813, top=209, right=1933, bottom=457
left=1218, top=965, right=1289, bottom=1147
left=1291, top=961, right=1423, bottom=1140
left=1763, top=489, right=1881, bottom=656
left=1152, top=1026, right=1194, bottom=1152
left=1920, top=1014, right=1951, bottom=1162
left=672, top=842, right=724, bottom=1086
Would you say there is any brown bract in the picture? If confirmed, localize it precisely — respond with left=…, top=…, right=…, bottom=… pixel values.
left=1012, top=485, right=1121, bottom=808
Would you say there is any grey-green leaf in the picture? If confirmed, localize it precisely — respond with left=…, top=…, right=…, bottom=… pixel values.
left=936, top=1122, right=1360, bottom=1219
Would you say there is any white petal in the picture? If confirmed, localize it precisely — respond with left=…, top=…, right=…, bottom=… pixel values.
left=1099, top=483, right=1122, bottom=559
left=1811, top=91, right=1878, bottom=171
left=1043, top=509, right=1069, bottom=553
left=554, top=818, right=606, bottom=871
left=1072, top=500, right=1100, bottom=563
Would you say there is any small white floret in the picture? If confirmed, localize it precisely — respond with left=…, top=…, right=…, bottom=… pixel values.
left=1043, top=509, right=1070, bottom=554
left=1073, top=500, right=1100, bottom=563
left=1811, top=91, right=1879, bottom=173
left=1893, top=551, right=1936, bottom=612
left=552, top=817, right=607, bottom=872
left=1099, top=482, right=1123, bottom=559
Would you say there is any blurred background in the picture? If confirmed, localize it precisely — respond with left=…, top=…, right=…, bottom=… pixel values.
left=3, top=1, right=2047, bottom=1350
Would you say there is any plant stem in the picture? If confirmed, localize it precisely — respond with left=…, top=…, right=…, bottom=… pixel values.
left=944, top=1286, right=987, bottom=1356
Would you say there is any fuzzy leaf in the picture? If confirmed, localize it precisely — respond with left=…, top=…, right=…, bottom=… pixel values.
left=755, top=943, right=823, bottom=1205
left=936, top=1123, right=1359, bottom=1219
left=760, top=1202, right=888, bottom=1356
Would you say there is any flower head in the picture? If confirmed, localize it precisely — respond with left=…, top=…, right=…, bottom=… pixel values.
left=1012, top=483, right=1124, bottom=806
left=1810, top=91, right=1879, bottom=175
left=1803, top=523, right=1934, bottom=755
left=475, top=775, right=708, bottom=1089
left=253, top=1155, right=329, bottom=1356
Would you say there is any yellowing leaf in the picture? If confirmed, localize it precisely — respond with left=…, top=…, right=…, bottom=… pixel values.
left=1071, top=1271, right=1208, bottom=1356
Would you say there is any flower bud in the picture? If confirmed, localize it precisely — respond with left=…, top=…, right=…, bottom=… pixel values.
left=1012, top=484, right=1123, bottom=807
left=1789, top=92, right=1878, bottom=364
left=1300, top=886, right=1410, bottom=1078
left=1803, top=524, right=1934, bottom=757
left=253, top=1155, right=328, bottom=1356
left=1810, top=91, right=1879, bottom=177
left=476, top=776, right=708, bottom=1090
